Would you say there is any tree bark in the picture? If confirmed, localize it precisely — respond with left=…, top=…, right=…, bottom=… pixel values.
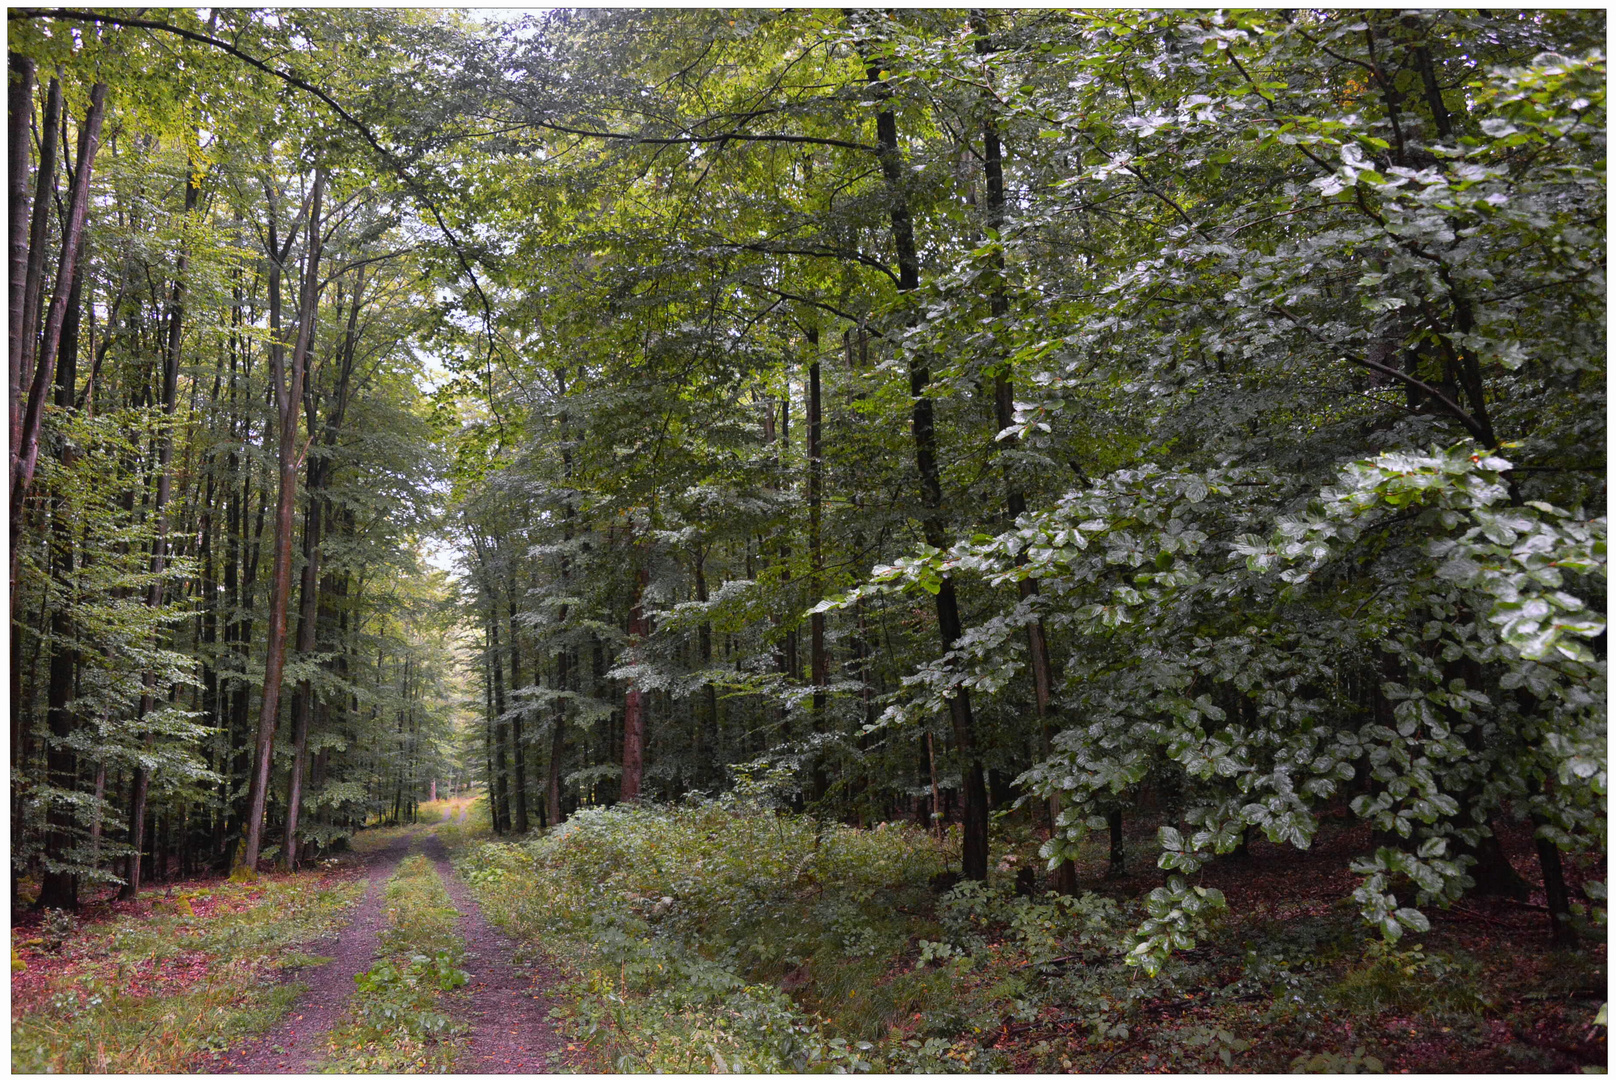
left=806, top=327, right=829, bottom=801
left=8, top=53, right=35, bottom=430
left=858, top=24, right=989, bottom=881
left=241, top=167, right=325, bottom=872
left=547, top=647, right=568, bottom=827
left=693, top=546, right=718, bottom=755
left=35, top=254, right=84, bottom=911
left=283, top=266, right=362, bottom=868
left=971, top=13, right=1075, bottom=894
left=119, top=149, right=199, bottom=898
left=12, top=81, right=103, bottom=584
left=490, top=617, right=511, bottom=832
left=619, top=559, right=650, bottom=802
left=507, top=574, right=530, bottom=833
left=15, top=70, right=59, bottom=452
left=281, top=472, right=321, bottom=869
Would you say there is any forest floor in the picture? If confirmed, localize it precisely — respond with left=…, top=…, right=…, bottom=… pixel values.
left=11, top=800, right=1607, bottom=1074
left=451, top=798, right=1606, bottom=1075
left=10, top=801, right=575, bottom=1074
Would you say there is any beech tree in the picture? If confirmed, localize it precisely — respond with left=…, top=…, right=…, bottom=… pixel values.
left=10, top=9, right=1602, bottom=969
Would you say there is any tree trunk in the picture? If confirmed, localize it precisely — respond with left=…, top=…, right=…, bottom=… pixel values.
left=36, top=258, right=84, bottom=910
left=970, top=16, right=1074, bottom=893
left=483, top=644, right=502, bottom=833
left=807, top=327, right=829, bottom=801
left=1533, top=824, right=1574, bottom=948
left=508, top=579, right=529, bottom=833
left=281, top=471, right=321, bottom=869
left=619, top=560, right=650, bottom=802
left=241, top=168, right=325, bottom=872
left=490, top=616, right=512, bottom=832
left=693, top=547, right=718, bottom=762
left=547, top=647, right=567, bottom=827
left=14, top=70, right=59, bottom=455
left=119, top=150, right=198, bottom=898
left=12, top=81, right=104, bottom=588
left=859, top=26, right=989, bottom=881
left=8, top=53, right=35, bottom=428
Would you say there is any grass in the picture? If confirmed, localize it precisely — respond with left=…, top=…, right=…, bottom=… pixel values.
left=451, top=796, right=1607, bottom=1074
left=320, top=849, right=470, bottom=1073
left=453, top=797, right=1007, bottom=1071
left=11, top=867, right=365, bottom=1073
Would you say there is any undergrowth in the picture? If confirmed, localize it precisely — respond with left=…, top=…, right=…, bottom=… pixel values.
left=456, top=797, right=1131, bottom=1071
left=10, top=871, right=364, bottom=1073
left=455, top=797, right=1606, bottom=1074
left=322, top=852, right=469, bottom=1073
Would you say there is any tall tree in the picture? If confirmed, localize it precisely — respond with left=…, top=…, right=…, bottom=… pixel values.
left=241, top=166, right=325, bottom=873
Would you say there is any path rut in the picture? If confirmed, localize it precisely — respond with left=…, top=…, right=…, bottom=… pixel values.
left=211, top=833, right=412, bottom=1073
left=422, top=832, right=566, bottom=1073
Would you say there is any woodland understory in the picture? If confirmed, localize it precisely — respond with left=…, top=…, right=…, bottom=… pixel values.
left=7, top=7, right=1607, bottom=1074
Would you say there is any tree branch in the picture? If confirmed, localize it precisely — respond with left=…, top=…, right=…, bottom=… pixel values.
left=1270, top=303, right=1488, bottom=443
left=11, top=7, right=507, bottom=399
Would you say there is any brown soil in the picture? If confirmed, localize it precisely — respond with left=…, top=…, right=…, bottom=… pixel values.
left=208, top=833, right=412, bottom=1074
left=421, top=832, right=568, bottom=1073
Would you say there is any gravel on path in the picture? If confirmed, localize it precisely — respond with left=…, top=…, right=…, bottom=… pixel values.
left=208, top=833, right=412, bottom=1074
left=421, top=832, right=568, bottom=1073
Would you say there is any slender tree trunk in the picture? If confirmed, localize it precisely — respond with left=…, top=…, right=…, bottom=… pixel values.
left=547, top=370, right=575, bottom=827
left=547, top=648, right=567, bottom=827
left=693, top=548, right=719, bottom=770
left=12, top=81, right=103, bottom=590
left=619, top=560, right=650, bottom=802
left=15, top=70, right=59, bottom=453
left=119, top=152, right=198, bottom=898
left=970, top=15, right=1075, bottom=893
left=508, top=578, right=530, bottom=833
left=8, top=53, right=35, bottom=426
left=490, top=615, right=512, bottom=832
left=806, top=328, right=829, bottom=801
left=1528, top=775, right=1575, bottom=947
left=859, top=27, right=989, bottom=881
left=282, top=467, right=321, bottom=869
left=483, top=646, right=500, bottom=833
left=88, top=758, right=106, bottom=865
left=36, top=259, right=84, bottom=910
left=241, top=168, right=325, bottom=872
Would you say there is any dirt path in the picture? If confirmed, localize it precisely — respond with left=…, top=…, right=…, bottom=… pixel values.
left=421, top=832, right=566, bottom=1073
left=211, top=833, right=413, bottom=1073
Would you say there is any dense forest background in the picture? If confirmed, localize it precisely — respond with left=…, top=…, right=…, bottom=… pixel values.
left=8, top=7, right=1604, bottom=971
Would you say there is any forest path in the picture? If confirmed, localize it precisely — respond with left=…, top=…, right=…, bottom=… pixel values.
left=211, top=832, right=412, bottom=1074
left=422, top=831, right=566, bottom=1072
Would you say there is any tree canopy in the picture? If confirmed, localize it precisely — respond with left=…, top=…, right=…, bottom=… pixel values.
left=8, top=7, right=1604, bottom=962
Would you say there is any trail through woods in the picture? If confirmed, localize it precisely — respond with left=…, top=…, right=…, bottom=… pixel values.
left=211, top=834, right=411, bottom=1073
left=422, top=832, right=566, bottom=1073
left=6, top=10, right=1605, bottom=1073
left=209, top=823, right=561, bottom=1073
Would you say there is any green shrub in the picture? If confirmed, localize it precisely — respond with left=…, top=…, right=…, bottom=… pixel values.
left=1331, top=939, right=1490, bottom=1020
